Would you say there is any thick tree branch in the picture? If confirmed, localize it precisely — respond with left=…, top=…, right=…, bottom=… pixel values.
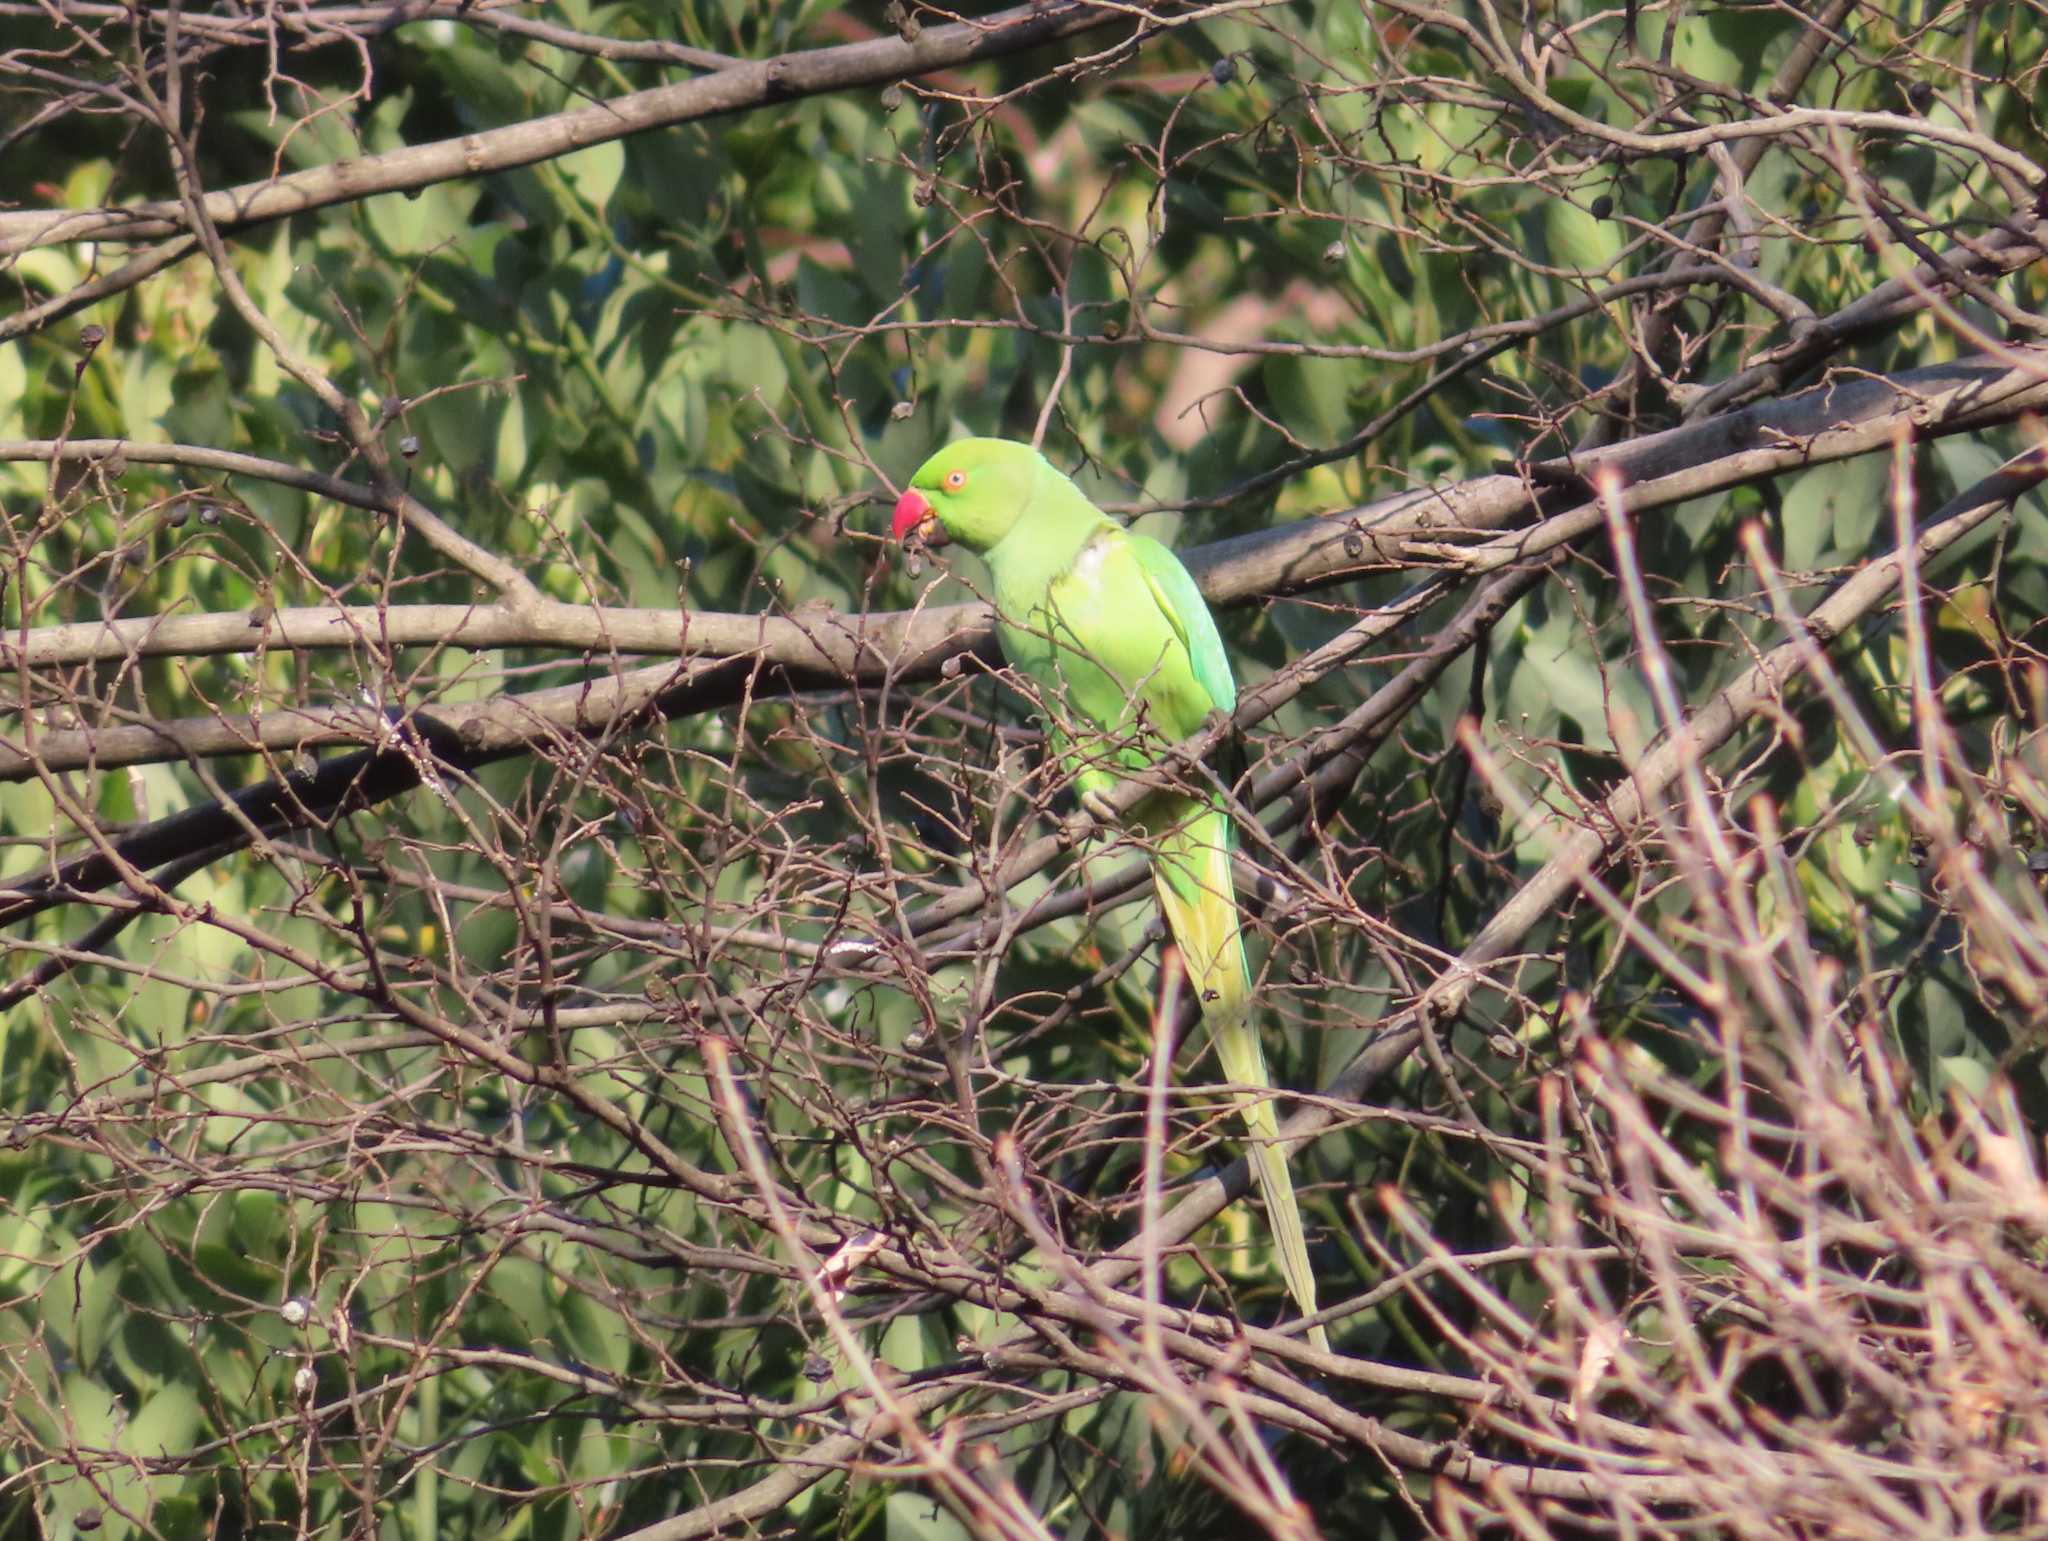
left=8, top=348, right=2048, bottom=779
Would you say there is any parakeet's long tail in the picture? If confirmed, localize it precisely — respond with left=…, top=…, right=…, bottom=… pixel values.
left=1149, top=798, right=1329, bottom=1355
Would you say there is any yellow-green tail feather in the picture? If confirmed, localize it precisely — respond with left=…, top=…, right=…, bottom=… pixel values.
left=1150, top=799, right=1328, bottom=1354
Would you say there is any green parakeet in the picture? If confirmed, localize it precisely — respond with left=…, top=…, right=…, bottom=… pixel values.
left=892, top=437, right=1327, bottom=1352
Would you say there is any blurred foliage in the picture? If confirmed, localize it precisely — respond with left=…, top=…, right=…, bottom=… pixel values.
left=6, top=2, right=2048, bottom=1538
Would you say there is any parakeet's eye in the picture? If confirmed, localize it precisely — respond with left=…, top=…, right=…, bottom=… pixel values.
left=943, top=469, right=968, bottom=491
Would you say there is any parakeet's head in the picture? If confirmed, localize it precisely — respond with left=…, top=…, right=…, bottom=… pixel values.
left=890, top=438, right=1045, bottom=554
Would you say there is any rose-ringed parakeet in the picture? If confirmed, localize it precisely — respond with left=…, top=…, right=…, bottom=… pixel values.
left=892, top=437, right=1327, bottom=1352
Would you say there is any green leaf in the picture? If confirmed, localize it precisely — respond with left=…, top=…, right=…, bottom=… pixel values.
left=1544, top=198, right=1622, bottom=276
left=887, top=1493, right=975, bottom=1541
left=1780, top=456, right=1889, bottom=571
left=561, top=140, right=627, bottom=214
left=1937, top=1055, right=1992, bottom=1102
left=724, top=324, right=789, bottom=401
left=366, top=177, right=483, bottom=256
left=45, top=1252, right=119, bottom=1369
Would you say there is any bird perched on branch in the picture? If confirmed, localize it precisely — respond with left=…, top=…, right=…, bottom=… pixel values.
left=891, top=437, right=1326, bottom=1352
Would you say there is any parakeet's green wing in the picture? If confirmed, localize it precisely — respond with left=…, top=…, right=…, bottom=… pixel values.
left=1128, top=535, right=1236, bottom=717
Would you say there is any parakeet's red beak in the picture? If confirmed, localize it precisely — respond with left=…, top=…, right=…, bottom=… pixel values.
left=891, top=488, right=945, bottom=545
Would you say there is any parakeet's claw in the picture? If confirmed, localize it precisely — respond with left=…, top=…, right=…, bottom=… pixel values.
left=1078, top=786, right=1119, bottom=824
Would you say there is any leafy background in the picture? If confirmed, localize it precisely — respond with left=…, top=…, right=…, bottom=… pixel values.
left=5, top=2, right=2048, bottom=1538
